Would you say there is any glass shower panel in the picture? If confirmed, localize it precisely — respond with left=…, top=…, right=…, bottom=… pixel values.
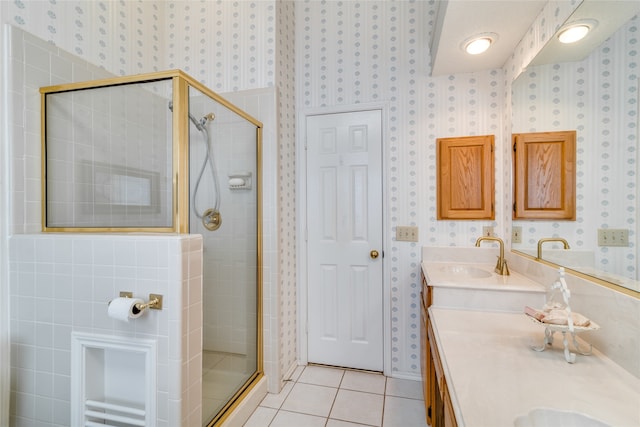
left=188, top=87, right=259, bottom=426
left=44, top=80, right=173, bottom=229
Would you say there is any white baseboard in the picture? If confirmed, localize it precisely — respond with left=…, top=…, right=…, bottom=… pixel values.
left=390, top=371, right=422, bottom=381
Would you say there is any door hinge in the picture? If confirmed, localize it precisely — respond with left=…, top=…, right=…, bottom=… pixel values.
left=513, top=142, right=517, bottom=152
left=513, top=203, right=516, bottom=212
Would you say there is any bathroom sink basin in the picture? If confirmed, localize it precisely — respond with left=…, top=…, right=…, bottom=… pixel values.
left=433, top=264, right=492, bottom=279
left=514, top=408, right=610, bottom=427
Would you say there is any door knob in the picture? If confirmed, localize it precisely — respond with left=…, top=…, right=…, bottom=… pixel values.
left=370, top=250, right=380, bottom=259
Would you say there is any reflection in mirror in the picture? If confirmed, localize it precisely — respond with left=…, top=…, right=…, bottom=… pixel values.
left=511, top=4, right=639, bottom=292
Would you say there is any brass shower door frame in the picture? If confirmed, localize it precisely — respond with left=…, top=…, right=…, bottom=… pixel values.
left=40, top=69, right=262, bottom=232
left=40, top=70, right=265, bottom=424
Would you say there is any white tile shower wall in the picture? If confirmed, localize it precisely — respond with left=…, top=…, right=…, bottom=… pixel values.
left=511, top=16, right=638, bottom=280
left=6, top=25, right=114, bottom=234
left=8, top=233, right=202, bottom=427
left=45, top=82, right=173, bottom=228
left=222, top=88, right=281, bottom=393
left=192, top=118, right=258, bottom=355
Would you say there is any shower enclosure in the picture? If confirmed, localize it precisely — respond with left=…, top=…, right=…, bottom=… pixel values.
left=40, top=70, right=262, bottom=426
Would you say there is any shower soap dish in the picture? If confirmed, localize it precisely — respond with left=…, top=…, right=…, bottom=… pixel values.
left=228, top=172, right=252, bottom=190
left=524, top=268, right=599, bottom=363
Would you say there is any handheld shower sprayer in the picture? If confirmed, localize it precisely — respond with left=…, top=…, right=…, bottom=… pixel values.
left=168, top=101, right=221, bottom=231
left=168, top=101, right=215, bottom=132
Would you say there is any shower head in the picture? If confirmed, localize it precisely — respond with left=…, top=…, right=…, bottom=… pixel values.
left=168, top=101, right=206, bottom=131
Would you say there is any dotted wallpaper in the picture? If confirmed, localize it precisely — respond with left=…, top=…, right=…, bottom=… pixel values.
left=298, top=0, right=431, bottom=376
left=3, top=0, right=164, bottom=76
left=4, top=0, right=277, bottom=89
left=164, top=0, right=276, bottom=91
left=512, top=16, right=638, bottom=281
left=275, top=0, right=298, bottom=384
left=502, top=0, right=580, bottom=247
left=5, top=0, right=633, bottom=384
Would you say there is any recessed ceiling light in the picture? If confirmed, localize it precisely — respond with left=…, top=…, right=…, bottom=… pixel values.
left=557, top=20, right=598, bottom=44
left=462, top=33, right=498, bottom=55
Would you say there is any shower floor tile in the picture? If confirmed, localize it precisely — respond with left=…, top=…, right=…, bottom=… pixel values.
left=202, top=350, right=255, bottom=425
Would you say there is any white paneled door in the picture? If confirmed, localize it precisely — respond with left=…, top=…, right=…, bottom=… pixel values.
left=306, top=110, right=383, bottom=371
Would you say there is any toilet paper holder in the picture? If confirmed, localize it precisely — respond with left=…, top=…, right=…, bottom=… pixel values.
left=119, top=291, right=163, bottom=311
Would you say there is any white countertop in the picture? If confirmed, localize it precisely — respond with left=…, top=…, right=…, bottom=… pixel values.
left=422, top=261, right=545, bottom=293
left=428, top=307, right=640, bottom=427
left=422, top=261, right=546, bottom=312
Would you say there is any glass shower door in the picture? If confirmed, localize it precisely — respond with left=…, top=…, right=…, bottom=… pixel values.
left=187, top=86, right=261, bottom=426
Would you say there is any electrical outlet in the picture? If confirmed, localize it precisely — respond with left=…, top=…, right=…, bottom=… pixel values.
left=482, top=226, right=494, bottom=237
left=512, top=226, right=522, bottom=243
left=396, top=226, right=419, bottom=242
left=597, top=229, right=629, bottom=247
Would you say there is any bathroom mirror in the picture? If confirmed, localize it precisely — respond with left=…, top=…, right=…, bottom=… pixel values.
left=511, top=1, right=640, bottom=293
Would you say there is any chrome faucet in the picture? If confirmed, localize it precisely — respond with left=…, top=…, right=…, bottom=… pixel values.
left=537, top=237, right=570, bottom=259
left=475, top=236, right=510, bottom=275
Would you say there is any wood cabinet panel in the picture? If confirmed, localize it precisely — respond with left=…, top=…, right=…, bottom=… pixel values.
left=423, top=268, right=458, bottom=427
left=513, top=131, right=576, bottom=219
left=437, top=135, right=494, bottom=219
left=444, top=386, right=458, bottom=427
left=420, top=296, right=432, bottom=426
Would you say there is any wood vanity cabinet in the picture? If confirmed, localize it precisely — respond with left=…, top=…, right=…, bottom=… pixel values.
left=437, top=135, right=495, bottom=220
left=420, top=275, right=433, bottom=426
left=421, top=270, right=457, bottom=427
left=512, top=130, right=576, bottom=220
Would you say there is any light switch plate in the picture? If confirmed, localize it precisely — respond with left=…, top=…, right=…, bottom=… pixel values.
left=597, top=229, right=629, bottom=247
left=512, top=226, right=522, bottom=243
left=396, top=226, right=419, bottom=242
left=482, top=226, right=494, bottom=237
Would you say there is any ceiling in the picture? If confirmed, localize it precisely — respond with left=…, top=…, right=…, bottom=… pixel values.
left=430, top=0, right=547, bottom=76
left=430, top=0, right=640, bottom=76
left=530, top=1, right=640, bottom=66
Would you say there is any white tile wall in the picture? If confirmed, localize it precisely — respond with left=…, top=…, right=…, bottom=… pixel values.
left=45, top=81, right=173, bottom=229
left=222, top=87, right=281, bottom=393
left=6, top=24, right=114, bottom=234
left=9, top=233, right=202, bottom=427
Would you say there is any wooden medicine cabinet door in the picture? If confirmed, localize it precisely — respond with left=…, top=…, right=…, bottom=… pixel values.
left=437, top=135, right=495, bottom=220
left=512, top=130, right=576, bottom=220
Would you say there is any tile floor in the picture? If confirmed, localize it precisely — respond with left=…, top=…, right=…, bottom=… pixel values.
left=243, top=365, right=428, bottom=427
